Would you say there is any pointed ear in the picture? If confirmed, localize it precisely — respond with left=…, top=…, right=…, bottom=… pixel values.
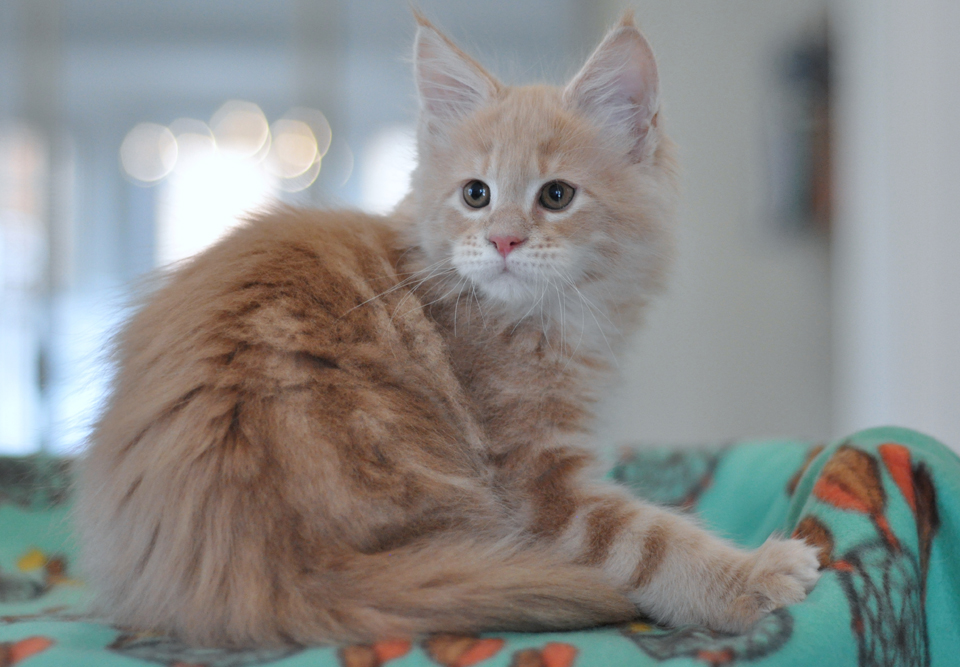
left=413, top=16, right=499, bottom=128
left=563, top=15, right=660, bottom=158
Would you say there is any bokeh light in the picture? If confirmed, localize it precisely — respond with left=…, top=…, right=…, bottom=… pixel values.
left=317, top=136, right=354, bottom=189
left=119, top=122, right=177, bottom=183
left=285, top=107, right=332, bottom=159
left=209, top=100, right=271, bottom=160
left=169, top=118, right=216, bottom=171
left=117, top=104, right=351, bottom=262
left=277, top=157, right=322, bottom=193
left=265, top=118, right=317, bottom=179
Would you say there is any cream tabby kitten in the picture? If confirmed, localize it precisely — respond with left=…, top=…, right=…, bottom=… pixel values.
left=75, top=13, right=820, bottom=647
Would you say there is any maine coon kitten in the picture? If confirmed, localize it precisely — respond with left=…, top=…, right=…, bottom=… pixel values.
left=75, top=14, right=820, bottom=647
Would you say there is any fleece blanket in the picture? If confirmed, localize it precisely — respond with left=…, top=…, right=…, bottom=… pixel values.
left=2, top=426, right=959, bottom=667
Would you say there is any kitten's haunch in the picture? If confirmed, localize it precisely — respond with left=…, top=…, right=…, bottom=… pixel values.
left=75, top=13, right=820, bottom=647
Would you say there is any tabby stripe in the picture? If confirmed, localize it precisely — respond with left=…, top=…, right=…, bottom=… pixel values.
left=577, top=499, right=635, bottom=566
left=528, top=451, right=590, bottom=538
left=117, top=475, right=143, bottom=514
left=134, top=523, right=160, bottom=577
left=631, top=523, right=668, bottom=589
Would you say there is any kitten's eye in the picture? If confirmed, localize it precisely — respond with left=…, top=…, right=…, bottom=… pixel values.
left=462, top=180, right=491, bottom=208
left=539, top=180, right=575, bottom=210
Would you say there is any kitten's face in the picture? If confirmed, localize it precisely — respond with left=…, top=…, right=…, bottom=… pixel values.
left=408, top=16, right=675, bottom=319
left=419, top=89, right=632, bottom=307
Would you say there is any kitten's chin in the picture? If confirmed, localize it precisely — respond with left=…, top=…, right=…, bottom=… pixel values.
left=449, top=258, right=541, bottom=312
left=474, top=272, right=539, bottom=309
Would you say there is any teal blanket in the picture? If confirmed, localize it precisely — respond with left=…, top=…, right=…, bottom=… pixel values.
left=2, top=427, right=959, bottom=666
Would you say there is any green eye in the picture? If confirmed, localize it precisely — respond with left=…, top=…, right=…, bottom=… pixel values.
left=539, top=180, right=575, bottom=210
left=462, top=180, right=491, bottom=208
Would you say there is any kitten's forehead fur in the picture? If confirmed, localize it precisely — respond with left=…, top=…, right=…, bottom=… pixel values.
left=403, top=13, right=678, bottom=335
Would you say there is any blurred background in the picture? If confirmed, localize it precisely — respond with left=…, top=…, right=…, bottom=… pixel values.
left=0, top=0, right=957, bottom=455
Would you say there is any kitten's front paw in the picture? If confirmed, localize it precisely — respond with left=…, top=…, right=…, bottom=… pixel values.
left=722, top=538, right=821, bottom=633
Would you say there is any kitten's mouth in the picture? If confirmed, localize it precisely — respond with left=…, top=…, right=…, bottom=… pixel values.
left=452, top=252, right=537, bottom=305
left=488, top=268, right=533, bottom=291
left=496, top=260, right=522, bottom=279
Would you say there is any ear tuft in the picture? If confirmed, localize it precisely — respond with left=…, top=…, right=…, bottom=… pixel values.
left=563, top=22, right=659, bottom=159
left=411, top=7, right=432, bottom=28
left=414, top=18, right=499, bottom=129
left=617, top=9, right=636, bottom=29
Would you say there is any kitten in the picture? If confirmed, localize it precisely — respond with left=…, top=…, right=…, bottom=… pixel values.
left=74, top=13, right=820, bottom=648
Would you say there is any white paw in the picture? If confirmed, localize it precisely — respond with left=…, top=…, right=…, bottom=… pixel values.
left=722, top=538, right=821, bottom=633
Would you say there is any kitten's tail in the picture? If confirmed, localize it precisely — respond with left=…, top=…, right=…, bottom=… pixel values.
left=304, top=536, right=637, bottom=643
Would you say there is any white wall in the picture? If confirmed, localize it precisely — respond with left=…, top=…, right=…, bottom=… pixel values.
left=596, top=1, right=834, bottom=445
left=832, top=0, right=960, bottom=451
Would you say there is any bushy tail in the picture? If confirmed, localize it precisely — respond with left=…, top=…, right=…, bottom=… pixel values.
left=308, top=537, right=636, bottom=644
left=80, top=468, right=634, bottom=648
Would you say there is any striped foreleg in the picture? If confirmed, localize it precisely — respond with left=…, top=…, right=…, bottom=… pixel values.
left=520, top=451, right=821, bottom=633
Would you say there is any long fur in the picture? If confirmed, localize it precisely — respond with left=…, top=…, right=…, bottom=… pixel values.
left=74, top=15, right=820, bottom=648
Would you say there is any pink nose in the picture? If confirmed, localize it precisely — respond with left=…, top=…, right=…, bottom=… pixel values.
left=489, top=235, right=527, bottom=258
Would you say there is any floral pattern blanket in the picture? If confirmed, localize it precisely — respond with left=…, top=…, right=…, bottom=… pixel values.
left=2, top=426, right=958, bottom=667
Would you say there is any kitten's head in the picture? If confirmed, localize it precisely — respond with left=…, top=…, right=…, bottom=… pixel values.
left=404, top=13, right=678, bottom=325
